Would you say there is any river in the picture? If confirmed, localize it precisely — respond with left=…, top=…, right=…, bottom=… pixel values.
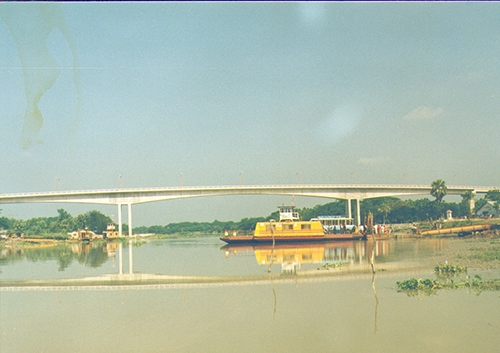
left=1, top=236, right=499, bottom=352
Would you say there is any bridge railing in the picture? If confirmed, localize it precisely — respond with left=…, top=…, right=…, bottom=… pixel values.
left=0, top=184, right=428, bottom=197
left=1, top=183, right=497, bottom=198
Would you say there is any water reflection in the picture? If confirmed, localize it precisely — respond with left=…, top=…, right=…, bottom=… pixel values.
left=1, top=237, right=451, bottom=285
left=0, top=241, right=119, bottom=271
left=221, top=240, right=390, bottom=274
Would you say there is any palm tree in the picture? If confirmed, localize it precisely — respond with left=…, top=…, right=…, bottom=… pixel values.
left=431, top=179, right=447, bottom=203
left=431, top=179, right=447, bottom=219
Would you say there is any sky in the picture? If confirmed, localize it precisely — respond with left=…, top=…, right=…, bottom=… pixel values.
left=1, top=2, right=499, bottom=226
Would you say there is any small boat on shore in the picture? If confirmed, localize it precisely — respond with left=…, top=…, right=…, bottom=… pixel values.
left=220, top=205, right=363, bottom=244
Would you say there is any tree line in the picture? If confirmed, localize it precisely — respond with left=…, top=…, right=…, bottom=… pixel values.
left=0, top=209, right=113, bottom=237
left=2, top=180, right=499, bottom=237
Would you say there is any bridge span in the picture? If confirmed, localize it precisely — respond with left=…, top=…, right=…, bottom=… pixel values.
left=1, top=184, right=497, bottom=236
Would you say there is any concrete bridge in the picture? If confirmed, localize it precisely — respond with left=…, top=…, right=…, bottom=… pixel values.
left=1, top=184, right=497, bottom=235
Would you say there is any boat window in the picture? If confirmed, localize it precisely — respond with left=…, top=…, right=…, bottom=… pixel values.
left=283, top=224, right=293, bottom=230
left=302, top=253, right=313, bottom=260
left=301, top=224, right=311, bottom=230
left=266, top=224, right=276, bottom=231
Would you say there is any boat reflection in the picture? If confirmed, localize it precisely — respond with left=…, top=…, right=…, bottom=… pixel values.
left=221, top=240, right=390, bottom=274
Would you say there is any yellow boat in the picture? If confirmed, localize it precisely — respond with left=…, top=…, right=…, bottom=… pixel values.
left=220, top=205, right=363, bottom=244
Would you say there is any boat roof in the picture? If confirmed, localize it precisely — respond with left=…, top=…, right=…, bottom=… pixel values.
left=315, top=216, right=353, bottom=220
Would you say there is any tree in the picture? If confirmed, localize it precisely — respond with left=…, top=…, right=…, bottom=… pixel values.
left=361, top=197, right=399, bottom=224
left=431, top=179, right=447, bottom=203
left=57, top=208, right=72, bottom=222
left=59, top=218, right=74, bottom=232
left=485, top=190, right=500, bottom=202
left=73, top=214, right=86, bottom=230
left=84, top=210, right=112, bottom=233
left=12, top=219, right=25, bottom=234
left=377, top=203, right=392, bottom=224
left=494, top=201, right=500, bottom=216
left=460, top=190, right=475, bottom=218
left=0, top=217, right=12, bottom=230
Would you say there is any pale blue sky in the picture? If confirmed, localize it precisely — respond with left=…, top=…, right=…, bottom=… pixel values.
left=1, top=2, right=499, bottom=225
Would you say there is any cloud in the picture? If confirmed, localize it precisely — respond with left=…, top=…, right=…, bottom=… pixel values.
left=0, top=3, right=81, bottom=149
left=357, top=156, right=390, bottom=166
left=317, top=104, right=361, bottom=144
left=403, top=106, right=444, bottom=121
left=297, top=2, right=327, bottom=28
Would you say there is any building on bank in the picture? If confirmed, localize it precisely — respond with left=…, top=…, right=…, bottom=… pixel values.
left=476, top=201, right=499, bottom=218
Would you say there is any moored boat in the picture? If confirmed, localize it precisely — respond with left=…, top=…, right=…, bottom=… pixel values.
left=220, top=205, right=364, bottom=244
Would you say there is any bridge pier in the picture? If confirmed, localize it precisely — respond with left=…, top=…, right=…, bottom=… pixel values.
left=128, top=203, right=132, bottom=237
left=355, top=198, right=361, bottom=227
left=118, top=203, right=122, bottom=237
left=346, top=198, right=361, bottom=226
left=117, top=203, right=133, bottom=237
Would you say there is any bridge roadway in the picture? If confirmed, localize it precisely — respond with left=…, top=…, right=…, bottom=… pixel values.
left=1, top=184, right=497, bottom=236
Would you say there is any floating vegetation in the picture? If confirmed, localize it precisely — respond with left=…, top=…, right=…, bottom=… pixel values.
left=434, top=264, right=467, bottom=279
left=434, top=264, right=467, bottom=274
left=318, top=262, right=342, bottom=270
left=397, top=278, right=439, bottom=297
left=397, top=275, right=500, bottom=297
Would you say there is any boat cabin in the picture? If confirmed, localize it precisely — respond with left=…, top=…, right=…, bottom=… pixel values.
left=311, top=216, right=356, bottom=234
left=103, top=223, right=119, bottom=239
left=278, top=205, right=300, bottom=221
left=254, top=206, right=324, bottom=238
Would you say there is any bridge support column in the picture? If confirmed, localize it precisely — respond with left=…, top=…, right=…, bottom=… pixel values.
left=469, top=198, right=475, bottom=216
left=127, top=203, right=132, bottom=237
left=346, top=199, right=352, bottom=219
left=118, top=203, right=123, bottom=237
left=127, top=205, right=133, bottom=273
left=355, top=198, right=361, bottom=226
